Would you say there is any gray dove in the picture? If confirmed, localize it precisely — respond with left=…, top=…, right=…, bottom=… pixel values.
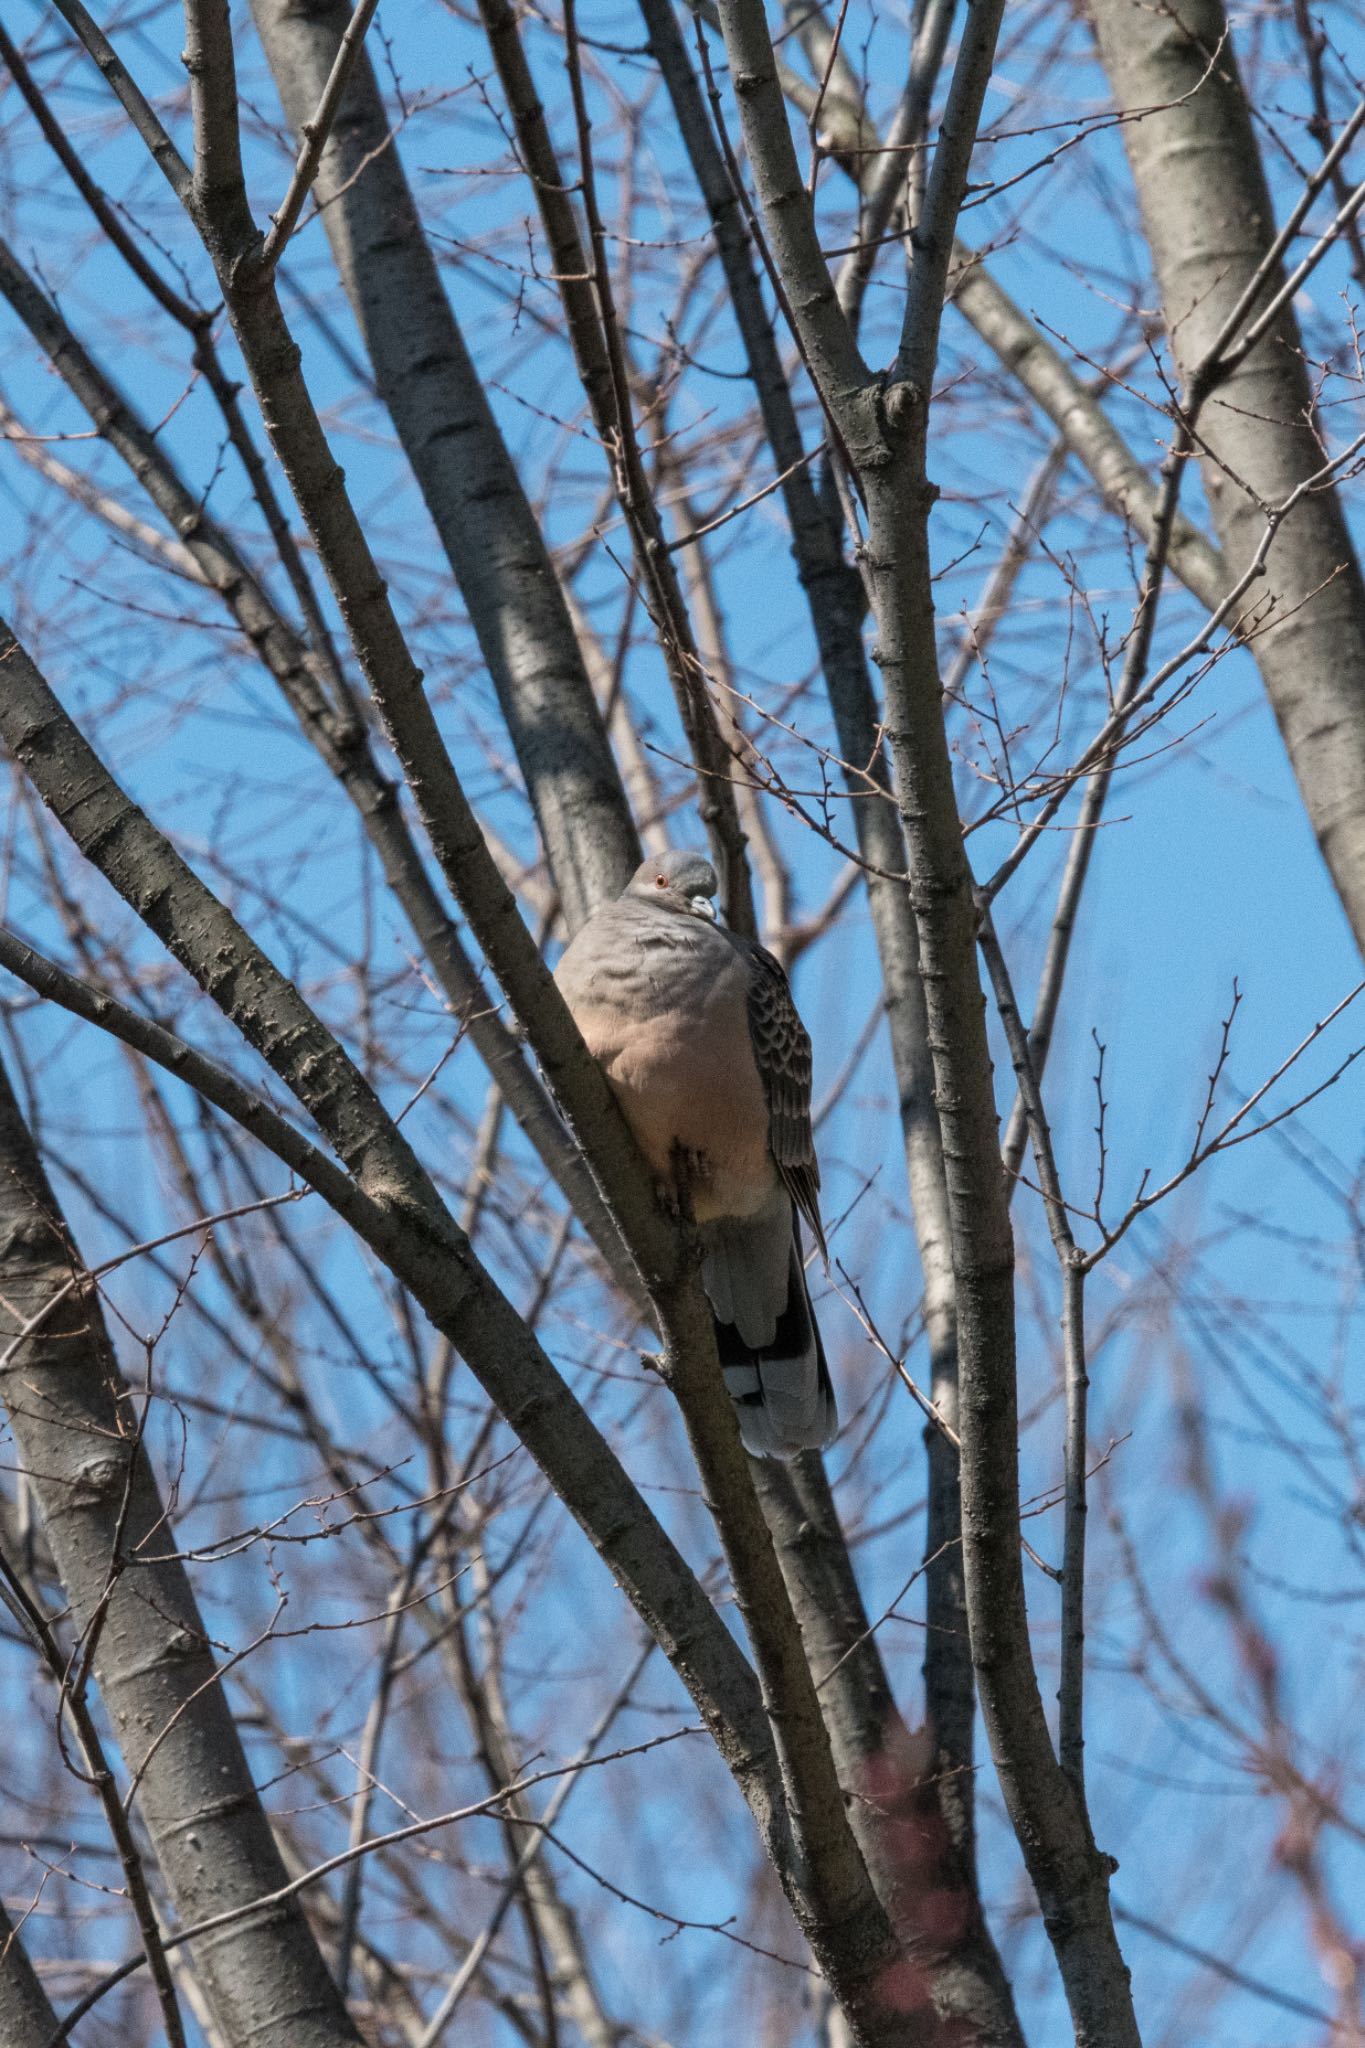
left=554, top=850, right=836, bottom=1458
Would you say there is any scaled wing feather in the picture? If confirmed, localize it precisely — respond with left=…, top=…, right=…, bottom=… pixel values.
left=742, top=942, right=827, bottom=1259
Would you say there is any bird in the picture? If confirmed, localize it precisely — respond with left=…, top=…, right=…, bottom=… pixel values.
left=554, top=849, right=837, bottom=1458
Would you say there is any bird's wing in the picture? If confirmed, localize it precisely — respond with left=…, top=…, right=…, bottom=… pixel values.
left=742, top=942, right=826, bottom=1259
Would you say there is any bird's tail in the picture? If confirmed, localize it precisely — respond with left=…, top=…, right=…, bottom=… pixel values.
left=710, top=1221, right=837, bottom=1459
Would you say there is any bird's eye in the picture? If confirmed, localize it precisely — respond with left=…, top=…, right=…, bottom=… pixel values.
left=654, top=875, right=667, bottom=887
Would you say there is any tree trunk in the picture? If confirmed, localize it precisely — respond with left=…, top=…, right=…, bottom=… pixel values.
left=249, top=0, right=640, bottom=930
left=1089, top=0, right=1365, bottom=952
left=0, top=1898, right=61, bottom=2048
left=0, top=1054, right=363, bottom=2047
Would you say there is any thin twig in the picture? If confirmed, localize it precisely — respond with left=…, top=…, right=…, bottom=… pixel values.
left=45, top=1730, right=698, bottom=2046
left=257, top=0, right=384, bottom=275
left=976, top=913, right=1089, bottom=1790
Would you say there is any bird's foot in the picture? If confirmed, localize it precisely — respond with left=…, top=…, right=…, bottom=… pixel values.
left=665, top=1141, right=711, bottom=1220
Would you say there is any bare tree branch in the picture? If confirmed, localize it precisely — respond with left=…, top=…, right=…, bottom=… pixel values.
left=257, top=0, right=384, bottom=275
left=710, top=0, right=1143, bottom=2028
left=246, top=0, right=642, bottom=930
left=0, top=1049, right=363, bottom=2048
left=1089, top=0, right=1365, bottom=958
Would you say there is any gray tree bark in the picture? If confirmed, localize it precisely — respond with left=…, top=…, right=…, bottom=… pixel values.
left=13, top=0, right=1290, bottom=2032
left=1089, top=0, right=1365, bottom=953
left=213, top=11, right=1012, bottom=2030
left=635, top=13, right=1019, bottom=2036
left=759, top=35, right=1228, bottom=610
left=708, top=0, right=1143, bottom=2031
left=248, top=0, right=640, bottom=932
left=0, top=601, right=924, bottom=2042
left=0, top=230, right=640, bottom=1308
left=0, top=1053, right=363, bottom=2047
left=0, top=1898, right=61, bottom=2048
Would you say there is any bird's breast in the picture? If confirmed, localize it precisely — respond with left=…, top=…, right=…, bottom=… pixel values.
left=557, top=931, right=773, bottom=1220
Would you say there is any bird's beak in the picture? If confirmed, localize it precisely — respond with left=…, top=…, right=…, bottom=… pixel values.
left=690, top=895, right=717, bottom=921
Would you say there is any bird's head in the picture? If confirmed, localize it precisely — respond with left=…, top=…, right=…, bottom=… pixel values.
left=623, top=850, right=719, bottom=922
